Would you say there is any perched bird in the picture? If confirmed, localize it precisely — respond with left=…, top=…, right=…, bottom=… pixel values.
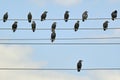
left=82, top=11, right=88, bottom=22
left=74, top=21, right=80, bottom=32
left=111, top=10, right=117, bottom=21
left=51, top=32, right=56, bottom=42
left=3, top=12, right=8, bottom=22
left=12, top=21, right=18, bottom=32
left=51, top=22, right=56, bottom=32
left=41, top=11, right=48, bottom=21
left=64, top=11, right=69, bottom=22
left=77, top=60, right=82, bottom=72
left=103, top=21, right=109, bottom=31
left=31, top=21, right=36, bottom=32
left=28, top=12, right=32, bottom=23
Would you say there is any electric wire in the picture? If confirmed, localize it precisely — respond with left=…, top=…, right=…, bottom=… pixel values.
left=0, top=37, right=120, bottom=41
left=0, top=68, right=119, bottom=70
left=0, top=28, right=120, bottom=30
left=0, top=43, right=120, bottom=45
left=0, top=18, right=120, bottom=21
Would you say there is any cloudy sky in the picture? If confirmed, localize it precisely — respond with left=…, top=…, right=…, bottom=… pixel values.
left=0, top=0, right=120, bottom=80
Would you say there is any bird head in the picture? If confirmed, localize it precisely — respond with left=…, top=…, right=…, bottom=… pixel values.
left=77, top=21, right=80, bottom=23
left=79, top=60, right=83, bottom=62
left=44, top=11, right=48, bottom=13
left=53, top=22, right=57, bottom=24
left=106, top=21, right=109, bottom=23
left=66, top=11, right=69, bottom=13
left=15, top=21, right=18, bottom=24
left=114, top=10, right=117, bottom=13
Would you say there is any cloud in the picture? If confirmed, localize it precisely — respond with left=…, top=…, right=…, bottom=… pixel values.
left=53, top=0, right=82, bottom=6
left=0, top=45, right=119, bottom=80
left=90, top=71, right=120, bottom=80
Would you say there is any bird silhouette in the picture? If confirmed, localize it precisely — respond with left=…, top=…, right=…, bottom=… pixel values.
left=31, top=21, right=36, bottom=32
left=41, top=11, right=48, bottom=21
left=51, top=31, right=56, bottom=42
left=51, top=22, right=56, bottom=32
left=82, top=11, right=88, bottom=22
left=64, top=11, right=69, bottom=22
left=103, top=21, right=109, bottom=31
left=28, top=12, right=32, bottom=23
left=3, top=12, right=8, bottom=22
left=12, top=21, right=18, bottom=32
left=111, top=10, right=117, bottom=21
left=77, top=60, right=82, bottom=72
left=74, top=21, right=80, bottom=32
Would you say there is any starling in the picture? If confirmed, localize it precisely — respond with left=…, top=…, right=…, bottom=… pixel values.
left=12, top=21, right=18, bottom=32
left=28, top=12, right=32, bottom=23
left=103, top=21, right=109, bottom=31
left=51, top=32, right=56, bottom=42
left=51, top=22, right=56, bottom=32
left=64, top=11, right=69, bottom=22
left=82, top=11, right=88, bottom=22
left=3, top=12, right=8, bottom=22
left=111, top=10, right=117, bottom=21
left=41, top=11, right=48, bottom=21
left=77, top=60, right=82, bottom=72
left=31, top=21, right=36, bottom=32
left=74, top=21, right=80, bottom=32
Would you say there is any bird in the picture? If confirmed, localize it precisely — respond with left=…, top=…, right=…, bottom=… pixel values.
left=111, top=10, right=117, bottom=21
left=82, top=11, right=88, bottom=22
left=28, top=12, right=32, bottom=23
left=51, top=22, right=56, bottom=32
left=12, top=21, right=18, bottom=32
left=77, top=60, right=82, bottom=72
left=64, top=11, right=69, bottom=22
left=41, top=11, right=48, bottom=21
left=103, top=21, right=109, bottom=31
left=51, top=31, right=56, bottom=42
left=3, top=12, right=8, bottom=22
left=31, top=21, right=36, bottom=32
left=74, top=21, right=80, bottom=32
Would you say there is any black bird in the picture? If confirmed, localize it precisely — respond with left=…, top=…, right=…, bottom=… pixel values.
left=64, top=11, right=69, bottom=22
left=103, top=21, right=109, bottom=31
left=82, top=11, right=88, bottom=22
left=12, top=21, right=18, bottom=32
left=74, top=21, right=80, bottom=32
left=28, top=12, right=32, bottom=23
left=31, top=21, right=36, bottom=32
left=3, top=12, right=8, bottom=22
left=51, top=22, right=56, bottom=32
left=77, top=60, right=82, bottom=72
left=111, top=10, right=117, bottom=21
left=51, top=32, right=56, bottom=42
left=41, top=11, right=48, bottom=21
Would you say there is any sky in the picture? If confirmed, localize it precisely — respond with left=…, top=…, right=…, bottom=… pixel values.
left=0, top=0, right=120, bottom=80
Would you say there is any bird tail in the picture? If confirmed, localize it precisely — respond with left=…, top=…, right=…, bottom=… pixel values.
left=3, top=20, right=6, bottom=22
left=51, top=39, right=54, bottom=42
left=65, top=19, right=68, bottom=22
left=112, top=18, right=114, bottom=21
left=103, top=28, right=106, bottom=31
left=13, top=29, right=16, bottom=32
left=28, top=20, right=31, bottom=23
left=77, top=69, right=80, bottom=72
left=32, top=29, right=35, bottom=32
left=82, top=19, right=84, bottom=22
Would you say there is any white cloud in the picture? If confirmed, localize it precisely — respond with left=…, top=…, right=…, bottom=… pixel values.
left=53, top=0, right=82, bottom=6
left=0, top=45, right=119, bottom=80
left=90, top=71, right=120, bottom=80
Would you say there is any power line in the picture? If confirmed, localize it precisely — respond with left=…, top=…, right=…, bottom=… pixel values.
left=0, top=28, right=120, bottom=30
left=0, top=18, right=120, bottom=21
left=0, top=43, right=120, bottom=45
left=1, top=37, right=120, bottom=41
left=0, top=68, right=119, bottom=70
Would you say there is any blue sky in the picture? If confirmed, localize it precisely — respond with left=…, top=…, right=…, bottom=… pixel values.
left=0, top=0, right=120, bottom=80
